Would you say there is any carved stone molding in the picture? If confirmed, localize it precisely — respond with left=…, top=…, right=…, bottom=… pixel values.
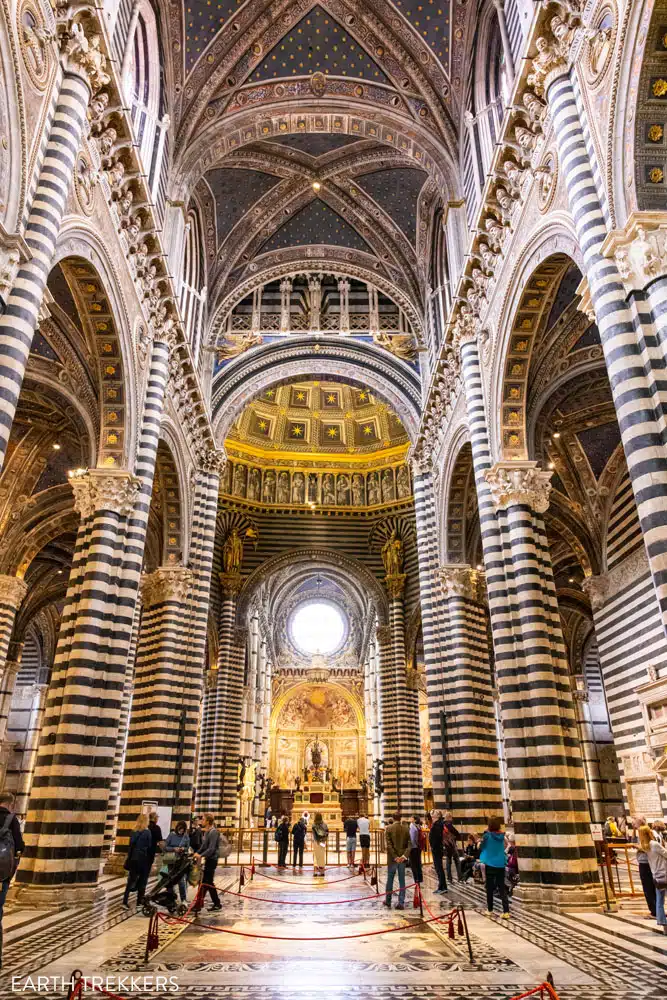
left=69, top=469, right=141, bottom=521
left=60, top=20, right=110, bottom=93
left=198, top=446, right=227, bottom=476
left=0, top=575, right=28, bottom=610
left=220, top=572, right=244, bottom=598
left=601, top=212, right=667, bottom=294
left=439, top=564, right=478, bottom=601
left=484, top=461, right=552, bottom=514
left=385, top=573, right=407, bottom=599
left=375, top=623, right=392, bottom=646
left=141, top=566, right=194, bottom=608
left=582, top=546, right=650, bottom=611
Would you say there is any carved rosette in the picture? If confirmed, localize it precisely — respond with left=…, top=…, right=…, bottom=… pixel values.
left=141, top=566, right=194, bottom=608
left=69, top=469, right=141, bottom=520
left=384, top=573, right=407, bottom=599
left=484, top=461, right=552, bottom=514
left=375, top=623, right=392, bottom=646
left=220, top=571, right=243, bottom=599
left=0, top=575, right=28, bottom=610
left=439, top=565, right=478, bottom=601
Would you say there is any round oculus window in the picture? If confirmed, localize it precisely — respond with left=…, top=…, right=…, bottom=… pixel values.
left=289, top=601, right=346, bottom=656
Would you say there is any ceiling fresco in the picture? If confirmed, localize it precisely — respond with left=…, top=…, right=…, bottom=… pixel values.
left=258, top=199, right=375, bottom=254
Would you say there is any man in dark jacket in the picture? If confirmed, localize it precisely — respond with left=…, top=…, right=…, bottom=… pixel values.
left=189, top=816, right=203, bottom=853
left=275, top=815, right=290, bottom=868
left=429, top=809, right=447, bottom=893
left=194, top=813, right=222, bottom=911
left=0, top=791, right=24, bottom=969
left=147, top=812, right=163, bottom=869
left=443, top=811, right=461, bottom=882
left=292, top=817, right=306, bottom=869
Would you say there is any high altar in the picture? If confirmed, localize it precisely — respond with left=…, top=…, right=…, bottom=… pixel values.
left=291, top=778, right=343, bottom=830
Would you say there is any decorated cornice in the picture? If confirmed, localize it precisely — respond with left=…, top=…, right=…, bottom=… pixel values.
left=220, top=571, right=244, bottom=598
left=0, top=575, right=28, bottom=610
left=375, top=623, right=392, bottom=645
left=69, top=468, right=141, bottom=520
left=384, top=572, right=407, bottom=599
left=484, top=461, right=552, bottom=514
left=141, top=566, right=194, bottom=608
left=600, top=211, right=667, bottom=295
left=582, top=546, right=650, bottom=612
left=58, top=17, right=110, bottom=92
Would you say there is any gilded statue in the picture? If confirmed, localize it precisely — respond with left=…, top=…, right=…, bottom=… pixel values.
left=381, top=529, right=403, bottom=577
left=223, top=527, right=244, bottom=575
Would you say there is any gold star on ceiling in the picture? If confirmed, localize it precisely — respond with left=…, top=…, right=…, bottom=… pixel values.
left=327, top=393, right=337, bottom=403
left=363, top=425, right=373, bottom=435
left=327, top=427, right=338, bottom=438
left=265, top=389, right=275, bottom=397
left=358, top=391, right=368, bottom=402
left=258, top=420, right=267, bottom=431
left=296, top=391, right=306, bottom=401
left=292, top=425, right=304, bottom=437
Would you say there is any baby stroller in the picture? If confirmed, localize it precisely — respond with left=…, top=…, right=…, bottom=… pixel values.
left=142, top=851, right=194, bottom=917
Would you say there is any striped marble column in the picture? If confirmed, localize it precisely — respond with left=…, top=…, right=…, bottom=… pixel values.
left=438, top=565, right=503, bottom=828
left=103, top=598, right=141, bottom=854
left=221, top=625, right=248, bottom=823
left=484, top=460, right=601, bottom=904
left=570, top=674, right=606, bottom=824
left=0, top=29, right=108, bottom=473
left=14, top=681, right=48, bottom=815
left=386, top=577, right=423, bottom=816
left=114, top=566, right=197, bottom=850
left=0, top=577, right=28, bottom=672
left=0, top=644, right=23, bottom=785
left=546, top=61, right=667, bottom=635
left=375, top=622, right=398, bottom=819
left=459, top=332, right=601, bottom=906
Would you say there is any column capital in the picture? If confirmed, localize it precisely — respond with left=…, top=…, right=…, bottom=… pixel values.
left=219, top=571, right=243, bottom=598
left=600, top=212, right=667, bottom=294
left=452, top=309, right=480, bottom=353
left=0, top=575, right=28, bottom=609
left=375, top=623, right=392, bottom=646
left=384, top=573, right=406, bottom=599
left=580, top=573, right=609, bottom=611
left=484, top=461, right=552, bottom=513
left=141, top=566, right=193, bottom=608
left=438, top=564, right=479, bottom=601
left=197, top=446, right=226, bottom=476
left=232, top=625, right=249, bottom=648
left=69, top=468, right=141, bottom=520
left=60, top=20, right=110, bottom=92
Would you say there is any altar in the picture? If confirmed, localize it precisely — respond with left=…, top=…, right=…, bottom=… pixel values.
left=291, top=779, right=343, bottom=831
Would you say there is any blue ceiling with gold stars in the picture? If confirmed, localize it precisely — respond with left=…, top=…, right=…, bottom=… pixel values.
left=392, top=0, right=451, bottom=64
left=248, top=7, right=390, bottom=84
left=266, top=134, right=364, bottom=156
left=206, top=167, right=281, bottom=240
left=357, top=167, right=427, bottom=245
left=259, top=199, right=374, bottom=254
left=185, top=0, right=245, bottom=71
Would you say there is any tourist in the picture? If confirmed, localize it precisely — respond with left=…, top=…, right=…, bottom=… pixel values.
left=652, top=821, right=666, bottom=846
left=189, top=815, right=203, bottom=853
left=292, top=815, right=306, bottom=869
left=344, top=813, right=358, bottom=868
left=384, top=812, right=409, bottom=909
left=194, top=813, right=223, bottom=911
left=603, top=815, right=621, bottom=839
left=147, top=811, right=163, bottom=870
left=616, top=814, right=628, bottom=839
left=122, top=813, right=152, bottom=909
left=633, top=816, right=656, bottom=918
left=639, top=825, right=667, bottom=933
left=0, top=790, right=23, bottom=968
left=275, top=814, right=290, bottom=868
left=443, top=810, right=462, bottom=882
left=460, top=833, right=479, bottom=882
left=264, top=805, right=273, bottom=829
left=429, top=809, right=447, bottom=893
left=409, top=815, right=423, bottom=885
left=479, top=816, right=510, bottom=918
left=312, top=813, right=329, bottom=876
left=358, top=811, right=371, bottom=868
left=162, top=820, right=191, bottom=905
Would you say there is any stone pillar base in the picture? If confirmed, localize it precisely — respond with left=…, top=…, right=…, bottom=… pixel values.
left=8, top=881, right=107, bottom=909
left=103, top=851, right=128, bottom=875
left=513, top=881, right=606, bottom=911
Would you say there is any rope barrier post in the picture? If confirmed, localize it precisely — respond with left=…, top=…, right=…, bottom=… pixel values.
left=144, top=909, right=160, bottom=963
left=261, top=829, right=269, bottom=866
left=459, top=905, right=474, bottom=963
left=418, top=883, right=423, bottom=918
left=66, top=971, right=83, bottom=999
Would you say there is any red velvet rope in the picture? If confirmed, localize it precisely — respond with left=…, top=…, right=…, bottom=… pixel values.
left=253, top=867, right=364, bottom=886
left=214, top=880, right=419, bottom=904
left=508, top=985, right=560, bottom=1000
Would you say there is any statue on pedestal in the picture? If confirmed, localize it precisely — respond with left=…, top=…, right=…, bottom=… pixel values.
left=223, top=528, right=244, bottom=575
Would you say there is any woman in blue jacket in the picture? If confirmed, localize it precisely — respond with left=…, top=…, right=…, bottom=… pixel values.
left=479, top=816, right=510, bottom=916
left=123, top=814, right=152, bottom=907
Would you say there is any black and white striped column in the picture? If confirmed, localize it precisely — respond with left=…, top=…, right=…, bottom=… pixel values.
left=375, top=622, right=398, bottom=820
left=548, top=66, right=667, bottom=635
left=0, top=642, right=23, bottom=785
left=386, top=579, right=423, bottom=816
left=0, top=577, right=27, bottom=672
left=114, top=566, right=197, bottom=850
left=0, top=33, right=107, bottom=473
left=438, top=565, right=503, bottom=829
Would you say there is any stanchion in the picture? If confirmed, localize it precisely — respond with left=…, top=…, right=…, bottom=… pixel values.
left=413, top=882, right=423, bottom=917
left=261, top=830, right=269, bottom=866
left=458, top=906, right=473, bottom=963
left=144, top=908, right=160, bottom=962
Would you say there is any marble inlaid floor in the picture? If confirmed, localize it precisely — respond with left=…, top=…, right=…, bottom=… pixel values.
left=3, top=864, right=667, bottom=999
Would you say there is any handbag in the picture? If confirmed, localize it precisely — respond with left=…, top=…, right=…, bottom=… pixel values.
left=654, top=877, right=667, bottom=891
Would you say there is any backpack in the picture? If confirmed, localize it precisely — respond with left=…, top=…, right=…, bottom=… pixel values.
left=418, top=828, right=428, bottom=852
left=442, top=828, right=457, bottom=855
left=0, top=812, right=16, bottom=881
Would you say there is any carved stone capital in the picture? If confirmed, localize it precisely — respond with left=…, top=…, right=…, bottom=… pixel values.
left=141, top=566, right=193, bottom=608
left=0, top=576, right=28, bottom=610
left=581, top=573, right=610, bottom=611
left=375, top=623, right=392, bottom=646
left=484, top=461, right=552, bottom=513
left=198, top=446, right=227, bottom=476
left=439, top=564, right=478, bottom=601
left=385, top=573, right=406, bottom=599
left=69, top=469, right=141, bottom=520
left=219, top=571, right=243, bottom=598
left=600, top=212, right=667, bottom=294
left=232, top=626, right=249, bottom=649
left=575, top=275, right=596, bottom=323
left=60, top=20, right=110, bottom=92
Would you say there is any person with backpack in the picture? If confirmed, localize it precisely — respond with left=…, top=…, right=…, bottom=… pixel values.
left=193, top=813, right=223, bottom=911
left=443, top=810, right=462, bottom=882
left=122, top=813, right=152, bottom=908
left=0, top=790, right=24, bottom=968
left=291, top=815, right=307, bottom=869
left=275, top=815, right=290, bottom=868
